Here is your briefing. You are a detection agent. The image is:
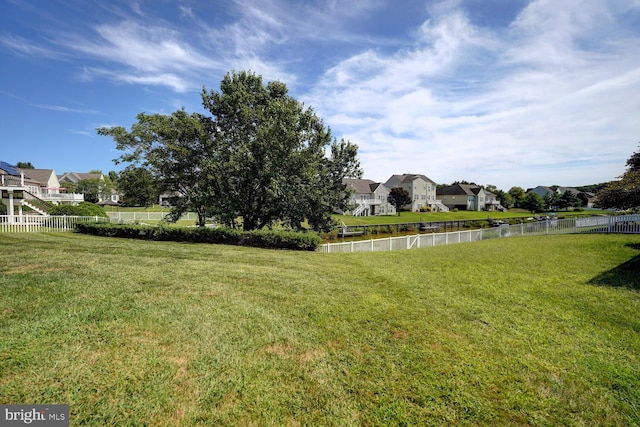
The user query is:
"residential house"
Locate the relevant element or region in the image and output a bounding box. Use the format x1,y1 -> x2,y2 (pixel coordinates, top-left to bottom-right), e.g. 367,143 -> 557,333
437,184 -> 505,211
484,189 -> 506,211
528,186 -> 556,199
59,172 -> 119,204
384,174 -> 448,212
20,168 -> 83,205
342,178 -> 396,216
1,161 -> 51,217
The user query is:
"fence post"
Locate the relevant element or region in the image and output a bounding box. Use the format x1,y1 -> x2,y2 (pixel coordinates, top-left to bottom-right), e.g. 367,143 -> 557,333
351,241 -> 354,253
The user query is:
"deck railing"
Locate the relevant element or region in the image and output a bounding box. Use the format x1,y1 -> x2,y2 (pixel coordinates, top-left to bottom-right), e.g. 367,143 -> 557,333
0,175 -> 24,187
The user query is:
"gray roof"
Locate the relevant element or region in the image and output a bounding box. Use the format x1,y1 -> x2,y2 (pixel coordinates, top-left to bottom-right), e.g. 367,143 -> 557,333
390,174 -> 436,184
343,178 -> 379,194
20,168 -> 55,185
437,184 -> 482,196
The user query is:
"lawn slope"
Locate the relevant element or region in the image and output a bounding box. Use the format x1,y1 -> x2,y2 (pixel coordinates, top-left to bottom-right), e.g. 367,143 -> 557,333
0,233 -> 639,426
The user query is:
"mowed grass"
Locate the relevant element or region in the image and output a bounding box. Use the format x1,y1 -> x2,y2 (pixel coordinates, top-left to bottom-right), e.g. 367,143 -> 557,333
1,233 -> 639,426
337,209 -> 609,226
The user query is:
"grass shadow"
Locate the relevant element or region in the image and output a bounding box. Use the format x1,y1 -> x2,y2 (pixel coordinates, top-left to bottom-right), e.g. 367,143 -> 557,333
589,244 -> 640,290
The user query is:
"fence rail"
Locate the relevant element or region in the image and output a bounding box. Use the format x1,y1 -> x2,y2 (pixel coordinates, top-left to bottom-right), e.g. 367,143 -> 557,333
0,215 -> 110,232
106,212 -> 199,221
318,214 -> 640,253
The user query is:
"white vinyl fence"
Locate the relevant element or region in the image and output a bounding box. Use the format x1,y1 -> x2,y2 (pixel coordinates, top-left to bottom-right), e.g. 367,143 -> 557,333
318,214 -> 640,253
0,215 -> 110,233
106,212 -> 199,221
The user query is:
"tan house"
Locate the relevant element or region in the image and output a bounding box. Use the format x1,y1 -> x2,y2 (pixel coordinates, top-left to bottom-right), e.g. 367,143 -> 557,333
384,174 -> 448,212
437,184 -> 505,211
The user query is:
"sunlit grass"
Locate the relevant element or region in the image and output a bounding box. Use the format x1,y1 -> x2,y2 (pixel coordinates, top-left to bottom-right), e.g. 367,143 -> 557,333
336,209 -> 609,226
0,232 -> 638,425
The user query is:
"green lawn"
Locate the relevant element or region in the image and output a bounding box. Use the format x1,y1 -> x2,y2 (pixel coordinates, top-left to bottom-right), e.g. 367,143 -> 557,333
1,232 -> 639,426
336,209 -> 609,226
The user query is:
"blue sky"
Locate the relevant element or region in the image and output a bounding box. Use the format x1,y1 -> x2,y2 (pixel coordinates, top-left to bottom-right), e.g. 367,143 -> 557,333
1,0 -> 639,190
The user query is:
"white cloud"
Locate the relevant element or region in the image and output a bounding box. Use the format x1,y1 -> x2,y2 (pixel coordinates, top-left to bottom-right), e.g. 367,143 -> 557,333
307,0 -> 640,189
0,34 -> 64,59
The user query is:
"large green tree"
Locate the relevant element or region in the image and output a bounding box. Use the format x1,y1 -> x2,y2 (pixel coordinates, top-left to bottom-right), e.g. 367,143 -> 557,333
387,187 -> 411,216
99,110 -> 217,226
596,145 -> 640,210
559,190 -> 581,211
543,191 -> 561,211
99,71 -> 361,231
76,178 -> 102,203
118,166 -> 158,207
508,186 -> 526,208
522,191 -> 545,213
203,71 -> 362,231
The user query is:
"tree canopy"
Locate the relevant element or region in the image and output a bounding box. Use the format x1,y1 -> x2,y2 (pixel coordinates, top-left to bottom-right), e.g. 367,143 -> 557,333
16,161 -> 34,169
98,70 -> 361,230
118,166 -> 158,207
522,191 -> 545,213
596,144 -> 640,210
387,187 -> 411,215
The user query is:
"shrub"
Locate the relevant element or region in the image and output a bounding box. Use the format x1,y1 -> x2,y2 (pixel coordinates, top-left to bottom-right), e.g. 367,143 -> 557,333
242,229 -> 321,251
75,222 -> 154,239
50,202 -> 108,217
75,222 -> 321,251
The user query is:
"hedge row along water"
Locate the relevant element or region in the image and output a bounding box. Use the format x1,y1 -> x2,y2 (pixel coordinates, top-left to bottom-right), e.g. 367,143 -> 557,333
75,222 -> 321,251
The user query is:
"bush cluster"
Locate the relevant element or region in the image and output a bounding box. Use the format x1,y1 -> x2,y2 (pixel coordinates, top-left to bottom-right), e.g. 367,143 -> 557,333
49,202 -> 108,217
75,222 -> 321,251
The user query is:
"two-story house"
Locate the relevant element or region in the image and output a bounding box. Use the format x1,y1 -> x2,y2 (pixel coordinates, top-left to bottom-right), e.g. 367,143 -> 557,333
437,184 -> 505,211
59,172 -> 119,204
342,178 -> 396,216
384,174 -> 448,212
20,168 -> 84,205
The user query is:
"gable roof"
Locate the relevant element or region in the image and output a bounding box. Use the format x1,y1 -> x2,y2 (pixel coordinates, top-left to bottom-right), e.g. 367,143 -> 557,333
343,178 -> 379,194
20,168 -> 55,185
389,174 -> 436,184
437,184 -> 483,196
59,172 -> 103,183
